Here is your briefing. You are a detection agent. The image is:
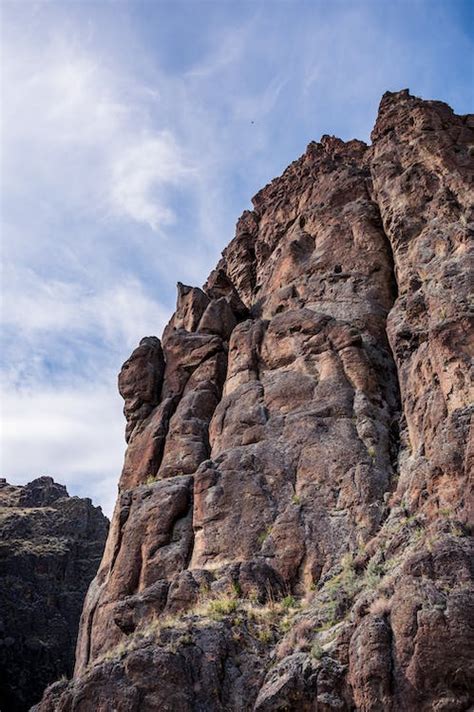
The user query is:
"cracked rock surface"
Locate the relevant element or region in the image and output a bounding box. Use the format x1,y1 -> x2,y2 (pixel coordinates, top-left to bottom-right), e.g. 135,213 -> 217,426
35,90 -> 473,712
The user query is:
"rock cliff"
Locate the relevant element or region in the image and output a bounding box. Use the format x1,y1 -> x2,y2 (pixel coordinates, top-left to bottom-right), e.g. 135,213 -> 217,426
0,476 -> 108,711
36,90 -> 473,711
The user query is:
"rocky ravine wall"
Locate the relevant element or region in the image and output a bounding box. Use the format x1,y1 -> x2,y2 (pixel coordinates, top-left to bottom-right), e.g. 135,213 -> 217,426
0,477 -> 108,711
36,91 -> 473,711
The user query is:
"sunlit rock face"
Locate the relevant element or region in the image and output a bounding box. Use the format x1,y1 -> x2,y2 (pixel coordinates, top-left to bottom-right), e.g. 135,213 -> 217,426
0,476 -> 108,712
35,91 -> 473,712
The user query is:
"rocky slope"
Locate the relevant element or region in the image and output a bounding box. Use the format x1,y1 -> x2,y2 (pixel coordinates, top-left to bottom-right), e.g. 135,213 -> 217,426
0,476 -> 108,711
36,90 -> 473,711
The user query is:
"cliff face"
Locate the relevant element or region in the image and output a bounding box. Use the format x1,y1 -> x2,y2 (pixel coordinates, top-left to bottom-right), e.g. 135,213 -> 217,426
36,91 -> 473,711
0,477 -> 109,711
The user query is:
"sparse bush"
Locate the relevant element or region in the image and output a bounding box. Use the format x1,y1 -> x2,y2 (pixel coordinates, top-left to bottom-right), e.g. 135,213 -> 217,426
276,637 -> 294,658
367,445 -> 376,460
176,633 -> 193,646
257,628 -> 273,643
231,581 -> 242,598
412,526 -> 424,542
281,595 -> 298,610
208,596 -> 238,620
99,640 -> 128,663
310,640 -> 324,660
314,554 -> 361,629
369,596 -> 392,616
365,559 -> 385,588
258,527 -> 272,545
279,616 -> 292,633
232,629 -> 242,643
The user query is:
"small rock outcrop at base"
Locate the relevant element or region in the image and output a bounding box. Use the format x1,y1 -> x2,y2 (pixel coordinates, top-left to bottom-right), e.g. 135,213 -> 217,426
35,91 -> 473,711
0,476 -> 108,711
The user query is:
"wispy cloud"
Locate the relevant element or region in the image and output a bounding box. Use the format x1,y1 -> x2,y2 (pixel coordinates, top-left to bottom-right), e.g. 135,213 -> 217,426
185,20 -> 254,79
109,132 -> 194,230
2,32 -> 195,231
2,269 -> 168,352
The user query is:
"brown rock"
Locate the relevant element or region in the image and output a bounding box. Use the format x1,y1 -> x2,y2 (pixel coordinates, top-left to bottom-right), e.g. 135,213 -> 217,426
36,90 -> 474,712
118,336 -> 165,442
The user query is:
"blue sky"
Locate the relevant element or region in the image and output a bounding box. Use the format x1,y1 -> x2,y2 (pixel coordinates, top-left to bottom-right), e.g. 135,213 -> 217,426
1,0 -> 472,515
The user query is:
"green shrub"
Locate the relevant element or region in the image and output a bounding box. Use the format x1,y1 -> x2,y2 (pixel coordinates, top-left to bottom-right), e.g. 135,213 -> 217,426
257,628 -> 273,643
279,616 -> 292,633
208,597 -> 238,620
258,526 -> 272,545
310,640 -> 324,660
365,559 -> 385,588
281,595 -> 297,610
231,581 -> 242,598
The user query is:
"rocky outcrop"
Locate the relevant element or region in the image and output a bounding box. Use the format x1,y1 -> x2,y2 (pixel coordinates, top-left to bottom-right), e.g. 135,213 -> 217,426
35,91 -> 473,711
0,476 -> 108,711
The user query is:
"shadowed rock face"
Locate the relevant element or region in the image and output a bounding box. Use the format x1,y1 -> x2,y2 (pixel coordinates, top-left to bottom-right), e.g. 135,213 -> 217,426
35,91 -> 473,712
0,477 -> 109,711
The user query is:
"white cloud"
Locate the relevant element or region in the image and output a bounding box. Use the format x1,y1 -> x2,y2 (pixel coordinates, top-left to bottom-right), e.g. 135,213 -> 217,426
109,132 -> 193,230
2,267 -> 168,351
1,30 -> 194,232
0,379 -> 124,517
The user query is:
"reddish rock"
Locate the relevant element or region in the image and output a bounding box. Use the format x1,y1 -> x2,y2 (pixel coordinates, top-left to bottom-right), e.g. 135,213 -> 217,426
35,91 -> 473,711
118,336 -> 165,442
